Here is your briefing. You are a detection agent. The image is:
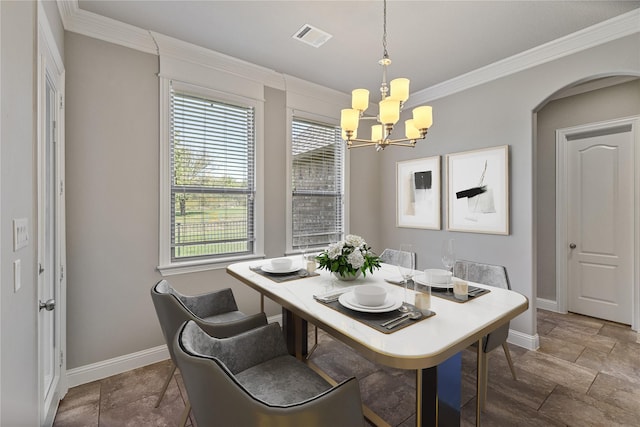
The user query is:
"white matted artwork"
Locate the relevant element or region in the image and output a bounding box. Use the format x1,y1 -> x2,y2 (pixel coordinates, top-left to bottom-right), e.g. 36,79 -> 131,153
396,156 -> 441,229
446,145 -> 509,234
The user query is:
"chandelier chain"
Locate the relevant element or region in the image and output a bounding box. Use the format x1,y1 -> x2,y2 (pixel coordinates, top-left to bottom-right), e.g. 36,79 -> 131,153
382,0 -> 388,59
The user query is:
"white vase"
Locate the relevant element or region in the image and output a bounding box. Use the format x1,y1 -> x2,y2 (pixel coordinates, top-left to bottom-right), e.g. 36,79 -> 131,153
333,270 -> 362,281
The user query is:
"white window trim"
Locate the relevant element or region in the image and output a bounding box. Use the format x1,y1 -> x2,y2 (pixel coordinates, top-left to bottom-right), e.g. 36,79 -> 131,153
158,78 -> 265,275
285,108 -> 350,255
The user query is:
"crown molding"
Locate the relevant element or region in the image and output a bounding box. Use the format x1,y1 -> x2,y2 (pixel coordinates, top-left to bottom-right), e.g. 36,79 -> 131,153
57,0 -> 157,54
58,1 -> 638,101
407,8 -> 640,106
151,32 -> 285,90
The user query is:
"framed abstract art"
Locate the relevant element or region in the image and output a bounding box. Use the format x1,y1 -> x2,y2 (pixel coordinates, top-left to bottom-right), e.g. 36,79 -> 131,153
396,156 -> 441,229
446,145 -> 509,235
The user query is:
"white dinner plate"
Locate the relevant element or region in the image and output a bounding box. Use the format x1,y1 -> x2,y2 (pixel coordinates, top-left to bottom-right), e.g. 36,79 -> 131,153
339,292 -> 402,313
261,265 -> 301,274
414,274 -> 453,289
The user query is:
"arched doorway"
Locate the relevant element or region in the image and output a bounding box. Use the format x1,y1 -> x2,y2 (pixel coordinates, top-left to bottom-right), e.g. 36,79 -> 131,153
534,75 -> 640,330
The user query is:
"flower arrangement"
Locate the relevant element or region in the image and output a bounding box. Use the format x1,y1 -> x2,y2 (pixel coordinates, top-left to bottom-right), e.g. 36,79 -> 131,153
316,234 -> 381,278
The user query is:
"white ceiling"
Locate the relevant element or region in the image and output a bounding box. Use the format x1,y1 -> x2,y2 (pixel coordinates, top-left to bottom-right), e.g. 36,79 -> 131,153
77,1 -> 640,96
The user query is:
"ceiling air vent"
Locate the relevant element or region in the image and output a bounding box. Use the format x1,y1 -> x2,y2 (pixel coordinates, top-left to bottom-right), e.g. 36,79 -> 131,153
292,24 -> 332,48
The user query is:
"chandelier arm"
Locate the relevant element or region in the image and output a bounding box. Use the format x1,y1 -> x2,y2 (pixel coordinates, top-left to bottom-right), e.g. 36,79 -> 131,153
346,140 -> 381,149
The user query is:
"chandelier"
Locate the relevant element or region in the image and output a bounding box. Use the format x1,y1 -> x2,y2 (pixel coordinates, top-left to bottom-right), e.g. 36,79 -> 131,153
340,0 -> 433,151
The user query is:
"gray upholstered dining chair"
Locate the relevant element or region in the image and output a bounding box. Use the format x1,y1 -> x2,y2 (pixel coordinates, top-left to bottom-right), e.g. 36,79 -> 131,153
150,280 -> 267,426
379,248 -> 417,266
174,320 -> 365,426
453,260 -> 517,410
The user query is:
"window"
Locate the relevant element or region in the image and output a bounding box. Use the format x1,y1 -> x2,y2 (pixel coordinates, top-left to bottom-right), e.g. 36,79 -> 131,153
169,85 -> 255,262
291,118 -> 344,250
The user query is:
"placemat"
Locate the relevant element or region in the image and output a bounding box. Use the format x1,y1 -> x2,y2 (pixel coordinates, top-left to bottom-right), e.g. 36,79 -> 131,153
250,266 -> 319,283
427,284 -> 490,303
316,298 -> 435,334
385,279 -> 491,304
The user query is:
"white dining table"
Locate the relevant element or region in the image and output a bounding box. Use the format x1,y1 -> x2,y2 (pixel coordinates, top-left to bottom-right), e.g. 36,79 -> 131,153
227,258 -> 528,427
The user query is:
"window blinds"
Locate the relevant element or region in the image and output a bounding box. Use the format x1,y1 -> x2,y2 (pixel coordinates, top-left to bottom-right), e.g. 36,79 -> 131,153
170,87 -> 255,260
291,118 -> 344,249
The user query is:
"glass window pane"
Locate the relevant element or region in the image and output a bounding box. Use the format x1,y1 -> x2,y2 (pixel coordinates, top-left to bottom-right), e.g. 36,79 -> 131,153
170,88 -> 255,261
292,118 -> 344,249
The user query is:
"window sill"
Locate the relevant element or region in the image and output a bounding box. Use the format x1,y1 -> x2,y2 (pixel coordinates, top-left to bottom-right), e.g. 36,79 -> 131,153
157,253 -> 266,276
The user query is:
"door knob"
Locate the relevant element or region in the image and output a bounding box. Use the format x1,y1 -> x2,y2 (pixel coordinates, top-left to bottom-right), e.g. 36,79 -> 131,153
569,243 -> 577,249
39,299 -> 55,311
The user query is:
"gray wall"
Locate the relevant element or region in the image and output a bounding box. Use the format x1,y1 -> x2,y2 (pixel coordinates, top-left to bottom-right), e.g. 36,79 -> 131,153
378,35 -> 640,336
1,1 -> 38,424
63,30 -> 639,368
64,33 -> 288,368
536,79 -> 640,301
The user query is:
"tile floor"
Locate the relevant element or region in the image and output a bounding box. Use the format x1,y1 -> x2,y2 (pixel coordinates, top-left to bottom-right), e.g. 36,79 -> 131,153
53,309 -> 640,426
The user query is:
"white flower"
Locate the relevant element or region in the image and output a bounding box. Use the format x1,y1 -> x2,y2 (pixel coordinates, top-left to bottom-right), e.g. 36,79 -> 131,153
347,249 -> 365,269
345,234 -> 365,248
327,242 -> 344,259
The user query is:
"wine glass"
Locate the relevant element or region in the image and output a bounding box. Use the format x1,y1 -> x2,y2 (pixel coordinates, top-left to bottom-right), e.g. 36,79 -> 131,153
441,239 -> 455,290
298,236 -> 309,269
397,244 -> 415,312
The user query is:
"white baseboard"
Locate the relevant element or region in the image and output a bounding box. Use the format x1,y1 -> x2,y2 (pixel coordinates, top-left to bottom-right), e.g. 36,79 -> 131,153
508,329 -> 539,351
536,298 -> 559,312
267,313 -> 283,325
67,314 -> 283,389
66,345 -> 169,388
66,314 -> 535,389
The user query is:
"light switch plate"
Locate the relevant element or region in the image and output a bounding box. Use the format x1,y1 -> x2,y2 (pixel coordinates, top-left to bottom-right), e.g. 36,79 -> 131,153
13,218 -> 28,251
14,259 -> 21,292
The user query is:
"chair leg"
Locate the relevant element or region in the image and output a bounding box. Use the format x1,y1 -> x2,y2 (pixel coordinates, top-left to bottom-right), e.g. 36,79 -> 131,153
179,401 -> 191,427
502,342 -> 517,380
478,348 -> 489,412
155,363 -> 177,408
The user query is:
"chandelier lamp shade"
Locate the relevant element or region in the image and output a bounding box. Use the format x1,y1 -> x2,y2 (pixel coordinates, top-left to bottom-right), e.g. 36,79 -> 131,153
340,0 -> 433,150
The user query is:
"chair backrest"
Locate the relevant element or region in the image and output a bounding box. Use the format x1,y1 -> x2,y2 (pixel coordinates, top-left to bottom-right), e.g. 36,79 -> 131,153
379,248 -> 417,266
151,280 -> 201,363
174,320 -> 364,426
454,260 -> 510,352
453,260 -> 510,290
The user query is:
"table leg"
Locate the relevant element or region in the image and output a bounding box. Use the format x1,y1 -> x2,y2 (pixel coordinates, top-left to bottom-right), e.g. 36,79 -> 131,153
417,352 -> 462,427
281,308 -> 308,359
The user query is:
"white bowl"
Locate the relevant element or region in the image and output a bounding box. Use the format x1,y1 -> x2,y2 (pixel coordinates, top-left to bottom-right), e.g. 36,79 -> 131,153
353,285 -> 387,307
424,269 -> 452,284
270,258 -> 293,271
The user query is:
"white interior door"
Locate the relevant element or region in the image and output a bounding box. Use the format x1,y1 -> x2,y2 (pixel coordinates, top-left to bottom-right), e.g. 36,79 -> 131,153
38,8 -> 66,425
566,123 -> 634,324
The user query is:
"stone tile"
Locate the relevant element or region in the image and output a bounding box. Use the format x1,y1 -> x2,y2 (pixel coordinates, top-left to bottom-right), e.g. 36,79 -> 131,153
307,339 -> 378,382
98,384 -> 188,427
599,323 -> 640,344
359,370 -> 415,427
485,349 -> 558,411
599,341 -> 640,384
540,385 -> 639,427
575,347 -> 609,372
56,380 -> 101,413
548,323 -> 617,354
538,335 -> 585,362
53,381 -> 100,427
461,389 -> 564,427
588,372 -> 640,417
537,318 -> 557,336
517,350 -> 597,393
52,310 -> 640,427
100,360 -> 173,410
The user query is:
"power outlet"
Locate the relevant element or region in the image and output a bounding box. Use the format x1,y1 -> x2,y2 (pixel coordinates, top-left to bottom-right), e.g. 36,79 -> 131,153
13,218 -> 29,251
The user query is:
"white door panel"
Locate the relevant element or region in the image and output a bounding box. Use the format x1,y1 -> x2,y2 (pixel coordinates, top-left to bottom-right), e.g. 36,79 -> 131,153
567,128 -> 633,324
